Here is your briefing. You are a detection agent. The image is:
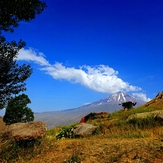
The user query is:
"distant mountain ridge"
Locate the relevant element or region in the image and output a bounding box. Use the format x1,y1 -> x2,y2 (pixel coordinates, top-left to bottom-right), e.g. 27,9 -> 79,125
34,91 -> 146,128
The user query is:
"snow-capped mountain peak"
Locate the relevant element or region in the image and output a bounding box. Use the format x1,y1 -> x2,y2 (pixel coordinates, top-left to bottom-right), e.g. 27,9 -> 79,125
107,91 -> 127,102
84,91 -> 145,108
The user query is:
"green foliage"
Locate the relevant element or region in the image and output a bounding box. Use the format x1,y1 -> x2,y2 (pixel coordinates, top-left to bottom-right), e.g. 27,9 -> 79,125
0,0 -> 47,33
0,0 -> 46,109
3,94 -> 34,125
119,101 -> 137,110
0,36 -> 32,109
46,128 -> 58,136
56,124 -> 78,140
84,112 -> 96,122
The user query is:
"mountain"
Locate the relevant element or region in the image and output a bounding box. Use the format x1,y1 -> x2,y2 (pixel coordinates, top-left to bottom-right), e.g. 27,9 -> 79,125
82,91 -> 144,107
34,91 -> 145,128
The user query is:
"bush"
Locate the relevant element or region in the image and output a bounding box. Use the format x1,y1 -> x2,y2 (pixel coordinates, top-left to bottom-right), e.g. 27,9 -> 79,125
3,94 -> 34,125
56,123 -> 77,140
84,112 -> 96,122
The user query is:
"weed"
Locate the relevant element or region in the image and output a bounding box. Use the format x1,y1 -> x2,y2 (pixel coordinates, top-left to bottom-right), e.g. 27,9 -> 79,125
56,123 -> 78,139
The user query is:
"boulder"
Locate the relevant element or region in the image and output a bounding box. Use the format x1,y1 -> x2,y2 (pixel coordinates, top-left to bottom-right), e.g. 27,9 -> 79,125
155,114 -> 163,122
80,112 -> 109,123
127,110 -> 163,121
0,121 -> 47,143
0,116 -> 5,131
156,92 -> 163,99
73,123 -> 98,137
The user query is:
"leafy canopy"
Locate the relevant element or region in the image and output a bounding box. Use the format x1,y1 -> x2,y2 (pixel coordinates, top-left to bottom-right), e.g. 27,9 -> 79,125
0,0 -> 47,33
0,37 -> 32,109
120,101 -> 137,110
3,94 -> 34,125
0,0 -> 46,109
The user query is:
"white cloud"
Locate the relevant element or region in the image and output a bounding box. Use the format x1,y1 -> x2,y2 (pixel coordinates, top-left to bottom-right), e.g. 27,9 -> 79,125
18,48 -> 145,95
18,48 -> 50,66
132,93 -> 151,102
40,63 -> 142,94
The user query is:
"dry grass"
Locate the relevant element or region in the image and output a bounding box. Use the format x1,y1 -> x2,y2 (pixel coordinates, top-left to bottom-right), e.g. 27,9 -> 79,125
1,106 -> 163,163
1,125 -> 163,163
11,135 -> 163,163
0,116 -> 5,131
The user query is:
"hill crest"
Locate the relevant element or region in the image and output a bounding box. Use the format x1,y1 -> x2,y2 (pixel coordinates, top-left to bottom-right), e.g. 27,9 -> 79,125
143,91 -> 163,108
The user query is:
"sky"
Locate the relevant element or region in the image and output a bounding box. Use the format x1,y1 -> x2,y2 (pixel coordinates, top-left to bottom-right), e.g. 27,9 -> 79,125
1,0 -> 163,114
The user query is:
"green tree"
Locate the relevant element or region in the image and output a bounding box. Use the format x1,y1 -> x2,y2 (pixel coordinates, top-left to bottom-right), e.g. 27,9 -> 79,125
0,0 -> 47,33
3,94 -> 34,125
119,101 -> 137,110
0,0 -> 46,109
0,37 -> 32,109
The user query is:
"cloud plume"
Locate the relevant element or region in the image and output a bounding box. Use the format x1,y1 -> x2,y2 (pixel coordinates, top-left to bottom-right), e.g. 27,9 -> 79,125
132,93 -> 151,102
18,48 -> 147,98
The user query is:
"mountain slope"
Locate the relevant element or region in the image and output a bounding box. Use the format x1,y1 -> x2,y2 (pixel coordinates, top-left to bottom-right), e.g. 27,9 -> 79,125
34,91 -> 146,128
142,91 -> 163,108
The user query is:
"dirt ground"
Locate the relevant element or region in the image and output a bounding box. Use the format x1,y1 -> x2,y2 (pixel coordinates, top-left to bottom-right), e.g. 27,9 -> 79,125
12,137 -> 163,163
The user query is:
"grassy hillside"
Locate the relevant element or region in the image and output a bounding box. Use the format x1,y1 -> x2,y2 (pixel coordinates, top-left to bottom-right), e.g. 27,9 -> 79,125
1,102 -> 163,163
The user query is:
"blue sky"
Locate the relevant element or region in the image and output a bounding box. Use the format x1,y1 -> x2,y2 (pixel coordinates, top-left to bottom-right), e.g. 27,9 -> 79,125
1,0 -> 163,114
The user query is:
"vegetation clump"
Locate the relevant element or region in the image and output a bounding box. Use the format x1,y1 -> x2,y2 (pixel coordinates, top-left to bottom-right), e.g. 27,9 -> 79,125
3,94 -> 34,125
0,0 -> 47,109
56,123 -> 77,140
119,101 -> 137,110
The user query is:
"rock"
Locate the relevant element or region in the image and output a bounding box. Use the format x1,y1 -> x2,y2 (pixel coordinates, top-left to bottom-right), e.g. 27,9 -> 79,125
127,110 -> 163,121
80,112 -> 109,123
155,114 -> 163,121
156,92 -> 163,99
0,121 -> 47,143
0,116 -> 5,131
73,123 -> 98,137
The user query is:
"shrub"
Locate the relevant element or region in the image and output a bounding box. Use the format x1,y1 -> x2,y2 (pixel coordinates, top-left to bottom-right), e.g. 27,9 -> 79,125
3,94 -> 34,125
84,112 -> 96,122
56,123 -> 77,140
